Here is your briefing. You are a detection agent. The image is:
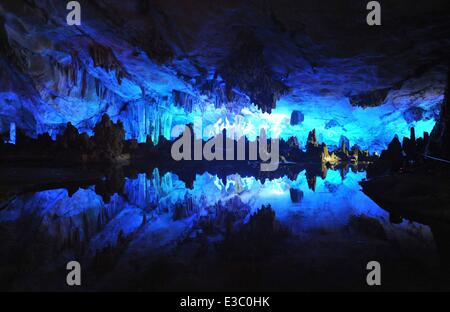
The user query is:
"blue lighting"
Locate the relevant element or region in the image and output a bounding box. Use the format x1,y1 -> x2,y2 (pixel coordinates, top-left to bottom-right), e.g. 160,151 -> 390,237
1,168 -> 432,251
163,94 -> 440,152
9,122 -> 16,144
0,46 -> 442,151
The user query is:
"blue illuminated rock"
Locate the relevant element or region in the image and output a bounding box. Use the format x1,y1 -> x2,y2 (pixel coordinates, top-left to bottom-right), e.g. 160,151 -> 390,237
403,107 -> 426,124
325,119 -> 340,129
289,188 -> 303,203
290,110 -> 304,126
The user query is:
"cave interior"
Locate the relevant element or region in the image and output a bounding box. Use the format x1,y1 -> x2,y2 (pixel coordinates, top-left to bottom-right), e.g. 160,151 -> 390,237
0,0 -> 450,291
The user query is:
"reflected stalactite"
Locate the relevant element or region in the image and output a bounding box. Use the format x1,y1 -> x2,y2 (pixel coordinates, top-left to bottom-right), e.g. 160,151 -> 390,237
306,174 -> 317,191
173,194 -> 196,220
289,188 -> 303,203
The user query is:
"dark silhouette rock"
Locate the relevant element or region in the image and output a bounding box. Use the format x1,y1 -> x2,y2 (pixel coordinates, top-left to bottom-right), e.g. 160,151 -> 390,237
403,106 -> 426,123
401,127 -> 417,161
93,114 -> 125,162
339,135 -> 350,155
348,214 -> 387,241
349,87 -> 390,108
367,135 -> 403,177
287,136 -> 300,149
306,129 -> 318,150
218,33 -> 289,113
89,43 -> 126,84
289,188 -> 304,203
56,122 -> 79,150
290,110 -> 304,126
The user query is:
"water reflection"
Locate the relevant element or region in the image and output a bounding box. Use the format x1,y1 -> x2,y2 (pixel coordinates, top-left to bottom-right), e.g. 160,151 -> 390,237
0,167 -> 446,291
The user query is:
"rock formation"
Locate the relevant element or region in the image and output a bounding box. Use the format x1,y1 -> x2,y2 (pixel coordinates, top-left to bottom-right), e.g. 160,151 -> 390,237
290,110 -> 304,126
428,68 -> 450,159
93,114 -> 126,161
367,135 -> 403,177
1,1 -> 448,150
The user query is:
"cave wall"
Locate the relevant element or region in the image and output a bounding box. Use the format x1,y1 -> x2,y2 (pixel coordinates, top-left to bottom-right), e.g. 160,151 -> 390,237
1,0 -> 449,150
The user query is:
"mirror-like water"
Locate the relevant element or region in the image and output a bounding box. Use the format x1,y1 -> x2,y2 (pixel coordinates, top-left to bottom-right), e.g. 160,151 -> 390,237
0,169 -> 446,291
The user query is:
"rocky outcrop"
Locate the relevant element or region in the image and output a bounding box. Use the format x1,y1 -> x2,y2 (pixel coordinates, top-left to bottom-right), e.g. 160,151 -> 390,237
428,69 -> 450,158
218,205 -> 290,261
306,129 -> 318,150
290,110 -> 304,126
173,194 -> 197,220
89,44 -> 127,85
367,68 -> 450,177
403,107 -> 427,123
0,114 -> 127,164
0,0 -> 449,151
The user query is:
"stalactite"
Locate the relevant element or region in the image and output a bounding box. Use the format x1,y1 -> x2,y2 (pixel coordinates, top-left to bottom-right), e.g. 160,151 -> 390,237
172,90 -> 199,113
88,43 -> 127,85
199,79 -> 252,113
123,173 -> 160,209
